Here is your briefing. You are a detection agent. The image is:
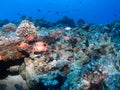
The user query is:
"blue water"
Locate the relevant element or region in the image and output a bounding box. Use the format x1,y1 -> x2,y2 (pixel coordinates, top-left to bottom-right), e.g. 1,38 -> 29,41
0,0 -> 120,24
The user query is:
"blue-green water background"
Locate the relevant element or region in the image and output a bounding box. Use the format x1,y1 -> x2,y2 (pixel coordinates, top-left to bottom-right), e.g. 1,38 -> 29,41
0,0 -> 120,24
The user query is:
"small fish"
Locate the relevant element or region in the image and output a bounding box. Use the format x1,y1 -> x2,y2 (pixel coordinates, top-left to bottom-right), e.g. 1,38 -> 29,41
74,9 -> 79,12
65,27 -> 72,30
56,11 -> 59,14
48,10 -> 51,13
37,9 -> 41,12
17,13 -> 21,15
113,14 -> 117,17
34,54 -> 41,58
74,9 -> 77,12
79,1 -> 82,4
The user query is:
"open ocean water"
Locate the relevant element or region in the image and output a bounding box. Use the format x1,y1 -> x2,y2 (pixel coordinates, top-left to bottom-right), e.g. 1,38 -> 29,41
0,0 -> 120,24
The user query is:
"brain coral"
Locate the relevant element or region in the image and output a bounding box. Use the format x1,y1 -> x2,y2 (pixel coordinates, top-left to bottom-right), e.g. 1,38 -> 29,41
16,20 -> 37,40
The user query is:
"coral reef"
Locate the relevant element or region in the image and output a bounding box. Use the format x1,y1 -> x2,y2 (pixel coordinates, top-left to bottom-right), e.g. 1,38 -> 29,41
0,75 -> 28,90
34,18 -> 53,28
102,72 -> 120,90
54,16 -> 76,27
0,40 -> 25,61
2,23 -> 17,32
16,20 -> 37,41
0,18 -> 120,90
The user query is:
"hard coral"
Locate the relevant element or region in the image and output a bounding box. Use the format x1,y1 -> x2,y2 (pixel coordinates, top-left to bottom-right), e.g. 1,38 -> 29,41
50,30 -> 62,38
33,41 -> 49,53
27,34 -> 36,42
2,23 -> 17,32
0,42 -> 25,61
16,20 -> 37,41
64,36 -> 72,41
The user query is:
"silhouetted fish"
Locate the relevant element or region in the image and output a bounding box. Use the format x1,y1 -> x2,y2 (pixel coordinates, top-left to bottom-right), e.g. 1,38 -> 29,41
37,9 -> 41,12
21,15 -> 26,20
74,9 -> 77,12
113,14 -> 117,17
17,13 -> 21,15
79,1 -> 82,4
48,10 -> 51,13
56,11 -> 59,14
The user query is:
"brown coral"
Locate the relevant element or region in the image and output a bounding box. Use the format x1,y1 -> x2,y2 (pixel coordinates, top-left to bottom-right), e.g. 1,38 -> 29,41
0,42 -> 26,61
16,20 -> 37,41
